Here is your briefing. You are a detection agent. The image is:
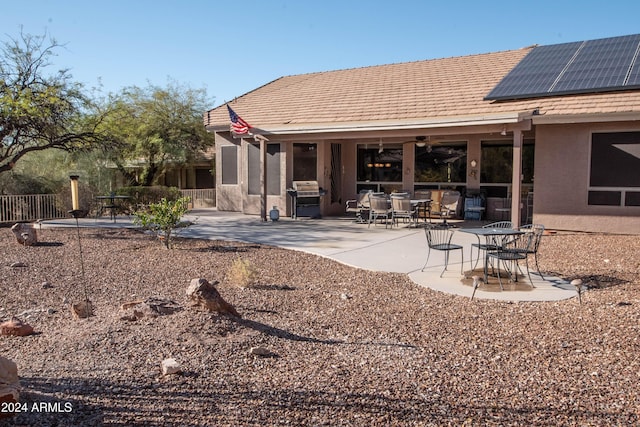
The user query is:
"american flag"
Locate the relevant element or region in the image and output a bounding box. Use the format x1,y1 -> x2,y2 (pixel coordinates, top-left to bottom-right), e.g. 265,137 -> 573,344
226,104 -> 251,134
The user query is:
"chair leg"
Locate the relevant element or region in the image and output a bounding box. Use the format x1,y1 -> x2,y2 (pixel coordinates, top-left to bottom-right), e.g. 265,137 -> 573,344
440,251 -> 449,278
421,247 -> 432,272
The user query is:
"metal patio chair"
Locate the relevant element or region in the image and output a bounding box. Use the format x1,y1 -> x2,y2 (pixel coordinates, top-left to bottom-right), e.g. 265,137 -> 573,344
517,223 -> 546,279
390,192 -> 416,228
345,189 -> 372,223
469,221 -> 514,271
368,193 -> 392,228
431,190 -> 460,223
485,231 -> 535,289
422,224 -> 464,278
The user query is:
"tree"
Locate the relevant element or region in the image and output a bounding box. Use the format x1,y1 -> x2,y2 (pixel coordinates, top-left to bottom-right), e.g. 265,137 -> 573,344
0,31 -> 106,174
101,81 -> 215,186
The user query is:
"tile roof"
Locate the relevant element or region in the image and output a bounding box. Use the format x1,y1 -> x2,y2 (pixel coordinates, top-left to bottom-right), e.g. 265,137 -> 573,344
204,47 -> 640,131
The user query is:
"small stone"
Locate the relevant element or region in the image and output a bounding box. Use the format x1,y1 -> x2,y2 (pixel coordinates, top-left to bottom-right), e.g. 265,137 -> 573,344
340,293 -> 351,300
0,317 -> 34,337
161,358 -> 182,375
41,281 -> 54,289
71,300 -> 94,319
10,262 -> 27,268
250,346 -> 271,357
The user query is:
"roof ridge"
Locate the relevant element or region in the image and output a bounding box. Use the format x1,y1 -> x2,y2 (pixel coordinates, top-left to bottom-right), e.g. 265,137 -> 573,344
277,47 -> 534,79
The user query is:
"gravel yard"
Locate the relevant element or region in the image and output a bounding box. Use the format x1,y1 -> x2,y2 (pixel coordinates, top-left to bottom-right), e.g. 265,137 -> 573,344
1,226 -> 639,426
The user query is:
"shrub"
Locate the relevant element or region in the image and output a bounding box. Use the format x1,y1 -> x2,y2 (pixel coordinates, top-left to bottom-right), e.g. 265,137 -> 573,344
133,196 -> 191,249
117,186 -> 182,212
226,258 -> 258,289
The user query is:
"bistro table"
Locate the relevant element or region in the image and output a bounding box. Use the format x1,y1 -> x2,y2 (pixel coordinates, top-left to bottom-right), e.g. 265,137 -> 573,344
410,199 -> 432,226
458,227 -> 524,283
95,194 -> 130,222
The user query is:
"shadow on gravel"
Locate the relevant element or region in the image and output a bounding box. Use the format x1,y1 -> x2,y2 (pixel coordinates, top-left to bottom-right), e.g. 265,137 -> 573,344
546,272 -> 631,289
13,374 -> 637,426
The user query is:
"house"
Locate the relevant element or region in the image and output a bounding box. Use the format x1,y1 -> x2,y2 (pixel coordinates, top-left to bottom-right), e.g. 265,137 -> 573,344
204,34 -> 640,234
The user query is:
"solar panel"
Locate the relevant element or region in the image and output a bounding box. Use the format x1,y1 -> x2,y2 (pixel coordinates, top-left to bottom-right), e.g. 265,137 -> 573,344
485,34 -> 640,101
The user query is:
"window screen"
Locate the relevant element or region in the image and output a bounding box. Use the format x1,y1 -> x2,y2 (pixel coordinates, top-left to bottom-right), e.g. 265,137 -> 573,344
221,146 -> 238,185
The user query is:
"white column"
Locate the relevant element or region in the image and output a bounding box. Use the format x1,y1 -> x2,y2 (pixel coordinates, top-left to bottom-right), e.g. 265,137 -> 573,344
511,129 -> 523,226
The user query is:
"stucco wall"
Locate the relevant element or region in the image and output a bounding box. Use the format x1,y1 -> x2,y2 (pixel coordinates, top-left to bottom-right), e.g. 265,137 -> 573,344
534,122 -> 640,234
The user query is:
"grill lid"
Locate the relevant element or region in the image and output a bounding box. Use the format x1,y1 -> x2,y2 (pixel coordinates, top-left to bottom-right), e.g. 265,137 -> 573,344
291,181 -> 321,197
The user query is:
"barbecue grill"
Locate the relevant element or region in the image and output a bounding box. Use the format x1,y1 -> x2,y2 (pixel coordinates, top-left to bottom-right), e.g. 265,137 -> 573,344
286,181 -> 327,219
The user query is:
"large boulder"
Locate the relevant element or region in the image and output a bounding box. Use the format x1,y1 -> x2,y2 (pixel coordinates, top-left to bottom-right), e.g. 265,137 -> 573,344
186,278 -> 240,317
0,356 -> 19,419
11,223 -> 37,246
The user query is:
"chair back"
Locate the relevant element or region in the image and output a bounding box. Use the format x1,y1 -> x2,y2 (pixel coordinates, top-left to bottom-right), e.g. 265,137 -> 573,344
369,194 -> 389,212
390,193 -> 411,212
414,190 -> 431,200
357,190 -> 372,208
441,191 -> 460,214
520,224 -> 545,252
424,225 -> 455,248
484,221 -> 513,229
508,231 -> 534,252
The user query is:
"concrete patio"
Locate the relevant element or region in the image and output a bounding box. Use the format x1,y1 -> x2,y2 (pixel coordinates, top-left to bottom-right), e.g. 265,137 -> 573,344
42,208 -> 577,302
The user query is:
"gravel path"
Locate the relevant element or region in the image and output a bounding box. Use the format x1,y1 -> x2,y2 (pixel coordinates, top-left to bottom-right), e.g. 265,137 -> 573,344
1,227 -> 639,426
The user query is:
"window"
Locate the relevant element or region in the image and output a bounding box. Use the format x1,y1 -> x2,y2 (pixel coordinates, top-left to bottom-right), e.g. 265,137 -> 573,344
415,142 -> 467,184
480,140 -> 534,197
293,143 -> 317,181
356,145 -> 403,192
589,131 -> 640,206
221,146 -> 238,185
247,143 -> 281,195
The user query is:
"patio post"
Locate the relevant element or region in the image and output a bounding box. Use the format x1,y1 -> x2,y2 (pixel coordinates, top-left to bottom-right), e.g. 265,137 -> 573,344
510,129 -> 523,226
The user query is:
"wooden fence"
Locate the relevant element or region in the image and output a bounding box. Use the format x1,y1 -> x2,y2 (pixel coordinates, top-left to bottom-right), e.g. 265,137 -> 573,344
0,194 -> 67,223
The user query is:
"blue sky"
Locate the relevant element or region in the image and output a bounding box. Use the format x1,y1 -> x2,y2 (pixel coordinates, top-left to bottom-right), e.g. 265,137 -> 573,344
2,0 -> 639,108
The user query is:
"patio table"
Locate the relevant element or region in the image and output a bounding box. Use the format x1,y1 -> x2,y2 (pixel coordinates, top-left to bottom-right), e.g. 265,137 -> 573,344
411,199 -> 432,226
95,195 -> 130,223
458,227 -> 524,282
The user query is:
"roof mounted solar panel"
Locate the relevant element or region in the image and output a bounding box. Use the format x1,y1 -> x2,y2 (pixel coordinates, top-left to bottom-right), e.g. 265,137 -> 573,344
485,34 -> 640,101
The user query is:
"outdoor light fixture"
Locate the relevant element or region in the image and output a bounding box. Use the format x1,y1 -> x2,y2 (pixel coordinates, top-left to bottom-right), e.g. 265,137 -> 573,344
501,125 -> 507,136
469,159 -> 478,179
69,175 -> 80,211
416,136 -> 427,147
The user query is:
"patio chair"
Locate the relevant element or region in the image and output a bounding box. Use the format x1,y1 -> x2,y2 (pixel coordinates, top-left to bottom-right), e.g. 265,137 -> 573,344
345,189 -> 372,223
517,223 -> 545,279
390,193 -> 416,228
464,195 -> 485,220
431,190 -> 460,223
368,193 -> 392,228
469,221 -> 514,271
485,231 -> 535,289
421,224 -> 464,278
495,194 -> 511,221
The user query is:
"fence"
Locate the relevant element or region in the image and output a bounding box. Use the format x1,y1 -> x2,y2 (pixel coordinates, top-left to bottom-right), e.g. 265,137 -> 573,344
0,194 -> 67,223
179,188 -> 216,208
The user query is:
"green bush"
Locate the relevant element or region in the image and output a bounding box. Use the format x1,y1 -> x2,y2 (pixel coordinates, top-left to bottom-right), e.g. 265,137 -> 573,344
133,196 -> 191,249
